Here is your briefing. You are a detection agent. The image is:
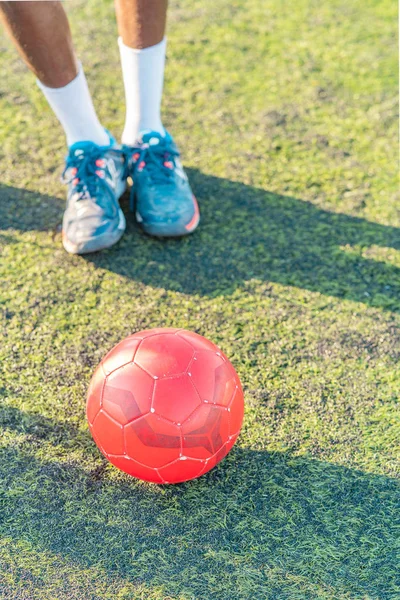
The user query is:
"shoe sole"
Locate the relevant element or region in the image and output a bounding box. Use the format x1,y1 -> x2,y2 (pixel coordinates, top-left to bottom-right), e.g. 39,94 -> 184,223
63,180 -> 126,255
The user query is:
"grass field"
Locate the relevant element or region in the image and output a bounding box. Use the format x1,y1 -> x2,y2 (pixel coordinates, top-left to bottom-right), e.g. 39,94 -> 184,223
0,0 -> 399,598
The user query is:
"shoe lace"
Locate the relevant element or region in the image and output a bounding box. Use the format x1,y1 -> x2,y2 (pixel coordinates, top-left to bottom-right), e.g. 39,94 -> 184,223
129,141 -> 180,186
62,145 -> 125,200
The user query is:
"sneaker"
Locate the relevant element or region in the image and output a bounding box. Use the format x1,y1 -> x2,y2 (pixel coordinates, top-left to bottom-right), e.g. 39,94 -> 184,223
127,131 -> 200,237
62,135 -> 127,254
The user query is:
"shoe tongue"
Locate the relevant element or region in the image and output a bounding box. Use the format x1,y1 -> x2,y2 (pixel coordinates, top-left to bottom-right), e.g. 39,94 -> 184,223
139,131 -> 164,146
69,140 -> 97,156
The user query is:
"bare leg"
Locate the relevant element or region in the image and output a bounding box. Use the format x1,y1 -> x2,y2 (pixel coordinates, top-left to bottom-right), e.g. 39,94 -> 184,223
0,0 -> 108,146
114,0 -> 168,49
1,2 -> 108,146
0,1 -> 78,88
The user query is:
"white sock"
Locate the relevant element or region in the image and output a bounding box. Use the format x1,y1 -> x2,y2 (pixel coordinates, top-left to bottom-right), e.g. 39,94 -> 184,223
37,65 -> 110,147
118,37 -> 166,145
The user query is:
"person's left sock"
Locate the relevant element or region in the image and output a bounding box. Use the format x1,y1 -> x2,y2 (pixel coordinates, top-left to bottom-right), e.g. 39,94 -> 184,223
119,37 -> 166,146
37,64 -> 110,147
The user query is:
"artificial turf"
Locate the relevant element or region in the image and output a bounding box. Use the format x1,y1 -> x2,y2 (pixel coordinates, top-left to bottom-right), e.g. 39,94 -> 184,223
0,0 -> 399,598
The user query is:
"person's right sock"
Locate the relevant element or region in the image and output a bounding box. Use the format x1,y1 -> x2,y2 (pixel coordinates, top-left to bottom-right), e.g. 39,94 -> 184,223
37,65 -> 110,147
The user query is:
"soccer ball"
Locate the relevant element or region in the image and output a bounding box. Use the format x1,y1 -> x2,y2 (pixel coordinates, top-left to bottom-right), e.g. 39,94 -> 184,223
87,328 -> 244,484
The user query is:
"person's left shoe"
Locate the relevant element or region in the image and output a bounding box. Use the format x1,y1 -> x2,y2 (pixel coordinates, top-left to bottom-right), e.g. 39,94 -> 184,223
126,131 -> 200,237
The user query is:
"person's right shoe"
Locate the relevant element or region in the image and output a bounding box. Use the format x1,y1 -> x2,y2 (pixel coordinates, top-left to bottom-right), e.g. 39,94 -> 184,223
62,135 -> 127,255
126,131 -> 200,237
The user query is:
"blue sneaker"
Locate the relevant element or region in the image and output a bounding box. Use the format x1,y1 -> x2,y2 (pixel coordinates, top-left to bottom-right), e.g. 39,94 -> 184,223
62,135 -> 127,254
126,131 -> 200,237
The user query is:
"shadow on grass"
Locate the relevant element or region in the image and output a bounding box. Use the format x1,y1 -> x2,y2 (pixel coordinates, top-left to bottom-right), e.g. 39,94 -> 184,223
1,406 -> 398,599
1,174 -> 399,311
0,185 -> 63,234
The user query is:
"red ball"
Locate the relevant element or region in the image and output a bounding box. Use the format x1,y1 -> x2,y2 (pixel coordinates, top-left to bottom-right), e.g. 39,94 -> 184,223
87,328 -> 244,484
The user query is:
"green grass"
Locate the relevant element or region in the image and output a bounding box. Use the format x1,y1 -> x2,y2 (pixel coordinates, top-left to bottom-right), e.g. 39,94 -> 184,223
0,0 -> 399,598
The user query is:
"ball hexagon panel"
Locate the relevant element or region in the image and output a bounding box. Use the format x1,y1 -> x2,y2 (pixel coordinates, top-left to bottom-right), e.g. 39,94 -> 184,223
225,433 -> 239,455
124,413 -> 182,468
134,327 -> 181,338
134,333 -> 194,378
158,457 -> 206,484
102,363 -> 154,425
153,374 -> 201,424
213,443 -> 230,465
228,387 -> 244,436
106,454 -> 164,483
86,364 -> 105,425
201,442 -> 231,476
190,351 -> 237,406
176,330 -> 217,352
91,410 -> 124,455
181,404 -> 229,459
101,336 -> 141,375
